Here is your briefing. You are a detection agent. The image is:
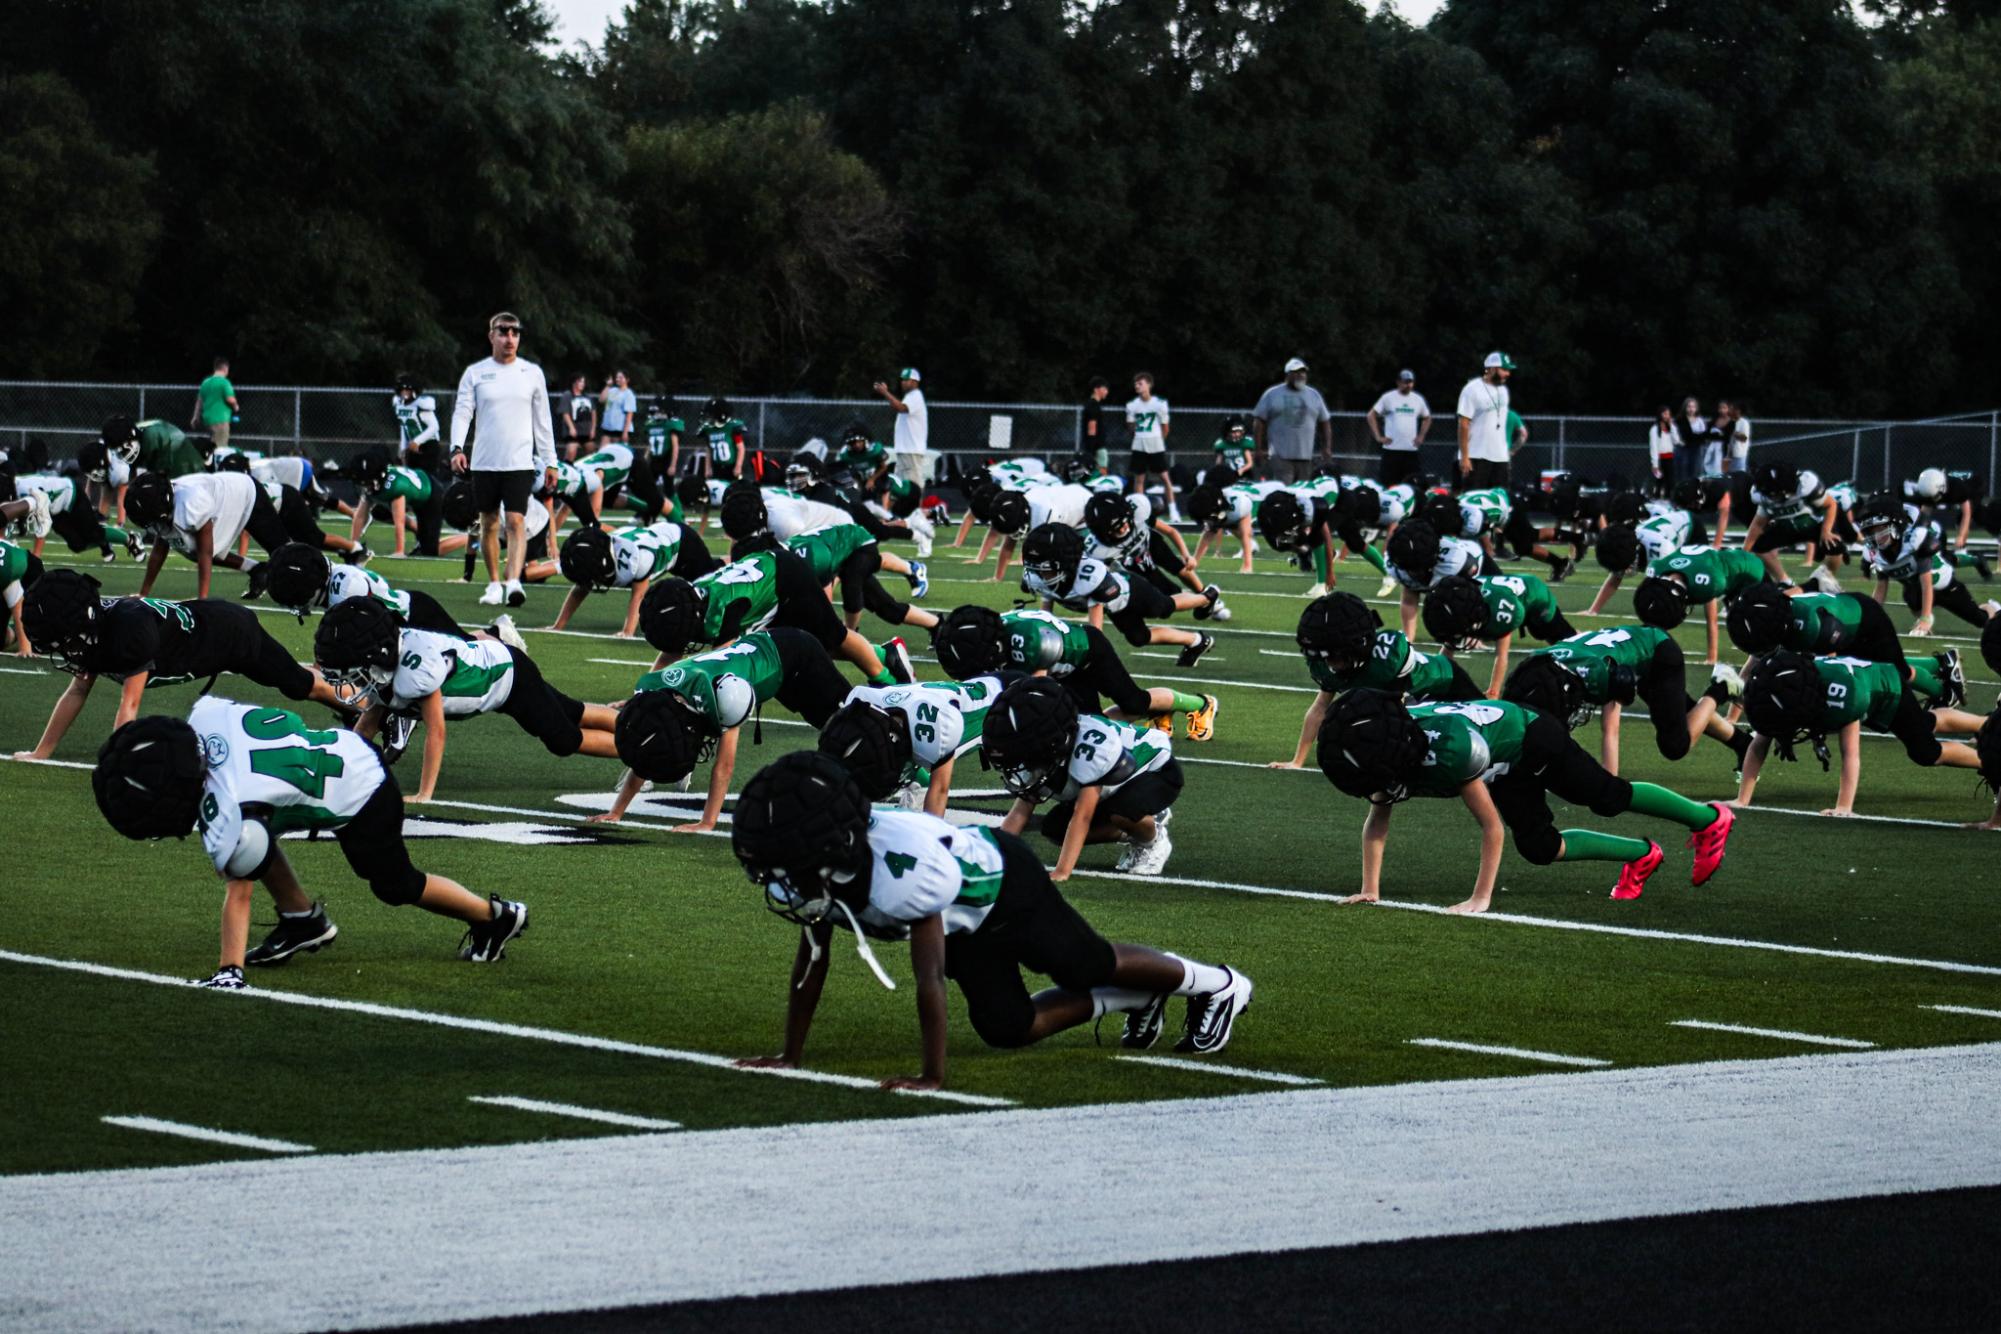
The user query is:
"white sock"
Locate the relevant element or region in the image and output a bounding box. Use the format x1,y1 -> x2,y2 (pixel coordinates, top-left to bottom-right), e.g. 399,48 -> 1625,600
279,905 -> 317,919
1168,954 -> 1231,997
1089,986 -> 1157,1019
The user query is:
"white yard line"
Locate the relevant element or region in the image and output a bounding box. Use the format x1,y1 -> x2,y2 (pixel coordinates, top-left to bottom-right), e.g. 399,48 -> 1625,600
1406,1039 -> 1612,1069
1116,1054 -> 1322,1086
100,1116 -> 313,1155
1669,1020 -> 1875,1049
1926,1004 -> 2001,1020
0,949 -> 1010,1108
467,1096 -> 681,1132
0,666 -> 49,675
12,1043 -> 2001,1332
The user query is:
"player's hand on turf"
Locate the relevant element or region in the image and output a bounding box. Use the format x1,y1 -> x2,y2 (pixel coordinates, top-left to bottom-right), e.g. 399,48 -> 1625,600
1338,892 -> 1379,906
612,630 -> 635,639
881,1076 -> 942,1092
1820,808 -> 1855,818
1267,759 -> 1304,769
1911,617 -> 1934,636
1446,898 -> 1487,914
408,792 -> 433,805
584,812 -> 621,824
11,750 -> 46,762
196,965 -> 246,990
734,1055 -> 797,1069
671,820 -> 716,834
1049,868 -> 1070,883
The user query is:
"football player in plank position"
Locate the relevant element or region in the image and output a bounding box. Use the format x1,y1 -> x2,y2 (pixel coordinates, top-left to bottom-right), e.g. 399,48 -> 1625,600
1500,628 -> 1751,776
1732,649 -> 1983,818
345,448 -> 445,558
127,470 -> 291,601
721,486 -> 932,630
594,628 -> 853,829
1018,523 -> 1218,669
443,482 -> 557,585
0,537 -> 42,655
1255,484 -> 1386,598
1269,592 -> 1483,770
985,479 -> 1094,582
265,542 -> 477,639
579,439 -> 668,525
1723,581 -> 1912,682
1083,490 -> 1221,617
1420,573 -> 1577,699
1416,488 -> 1573,581
1185,478 -> 1283,574
731,752 -> 1253,1091
313,599 -> 620,803
92,700 -> 527,990
636,547 -> 914,687
1741,461 -> 1843,593
1,469 -> 132,563
818,676 -> 1000,816
14,570 -> 349,761
1382,520 -> 1494,640
986,677 -> 1184,879
932,604 -> 1217,741
97,415 -> 209,479
550,520 -> 719,639
1631,542 -> 1774,663
1855,492 -> 1997,637
1584,502 -> 1701,614
1904,467 -> 1991,568
1672,474 -> 1739,550
1319,689 -> 1737,911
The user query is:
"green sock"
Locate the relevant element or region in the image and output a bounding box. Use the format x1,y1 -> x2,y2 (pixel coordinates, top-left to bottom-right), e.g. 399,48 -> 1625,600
869,669 -> 893,686
1907,656 -> 1944,701
1170,691 -> 1205,713
1557,828 -> 1654,862
1360,543 -> 1386,574
1312,547 -> 1330,582
1628,781 -> 1717,830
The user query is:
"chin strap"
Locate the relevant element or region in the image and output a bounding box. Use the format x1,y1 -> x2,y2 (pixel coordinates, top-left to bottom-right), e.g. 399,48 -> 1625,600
795,897 -> 898,992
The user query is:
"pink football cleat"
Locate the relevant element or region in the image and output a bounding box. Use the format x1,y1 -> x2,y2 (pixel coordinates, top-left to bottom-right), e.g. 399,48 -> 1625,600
1610,840 -> 1665,901
1687,801 -> 1735,886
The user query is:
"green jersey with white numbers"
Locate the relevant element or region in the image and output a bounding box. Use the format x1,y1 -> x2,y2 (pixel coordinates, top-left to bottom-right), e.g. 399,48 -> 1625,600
696,552 -> 781,642
1645,545 -> 1768,605
136,419 -> 207,476
1405,699 -> 1534,797
702,419 -> 747,468
1311,629 -> 1460,700
1813,656 -> 1914,732
1000,608 -> 1093,677
644,413 -> 684,453
785,522 -> 876,584
1212,436 -> 1253,472
835,441 -> 889,488
1474,573 -> 1558,636
634,633 -> 787,726
1461,487 -> 1514,527
1536,625 -> 1672,703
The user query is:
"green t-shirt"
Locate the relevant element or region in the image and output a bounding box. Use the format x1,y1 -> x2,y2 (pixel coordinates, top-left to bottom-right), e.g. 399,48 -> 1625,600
0,539 -> 29,591
1000,608 -> 1093,677
1405,699 -> 1534,798
786,522 -> 876,584
703,419 -> 747,467
1310,630 -> 1459,700
634,633 -> 787,726
197,375 -> 235,427
643,415 -> 684,453
696,552 -> 781,642
1645,545 -> 1767,605
1536,625 -> 1672,704
1474,573 -> 1557,636
1505,410 -> 1525,451
1212,437 -> 1254,472
136,419 -> 206,476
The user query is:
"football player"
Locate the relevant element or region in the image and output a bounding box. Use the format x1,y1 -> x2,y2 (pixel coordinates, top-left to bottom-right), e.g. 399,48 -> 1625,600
14,570 -> 347,761
1741,461 -> 1841,591
1082,490 -> 1218,614
1855,492 -> 1996,636
1723,581 -> 1911,679
550,520 -> 719,639
1,468 -> 132,563
986,678 -> 1184,879
985,478 -> 1093,582
1185,478 -> 1283,574
128,470 -> 285,600
1416,487 -> 1572,580
313,598 -> 620,802
818,677 -> 1000,816
1319,689 -> 1736,911
831,422 -> 892,496
1904,467 -> 1989,565
578,438 -> 667,525
1382,520 -> 1494,640
444,482 -> 557,585
731,752 -> 1252,1090
1972,703 -> 2001,831
932,604 -> 1217,741
391,373 -> 443,470
97,415 -> 208,478
92,700 -> 527,989
594,627 -> 852,828
1672,474 -> 1739,549
1631,543 -> 1774,663
1733,649 -> 1984,817
721,486 -> 932,630
1255,484 -> 1386,597
0,537 -> 42,656
1584,501 -> 1700,615
346,446 -> 446,557
1501,629 -> 1750,775
1270,592 -> 1483,770
1211,414 -> 1256,478
1421,573 -> 1577,699
1018,523 -> 1218,667
265,542 -> 475,639
693,397 -> 749,489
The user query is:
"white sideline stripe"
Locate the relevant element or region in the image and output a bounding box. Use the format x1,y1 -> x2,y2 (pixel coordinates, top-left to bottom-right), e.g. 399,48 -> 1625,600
13,1043 -> 2001,1333
1117,1054 -> 1322,1086
101,1116 -> 313,1155
1407,1039 -> 1612,1069
1929,1004 -> 2001,1020
0,949 -> 1011,1108
467,1096 -> 681,1132
0,666 -> 47,675
1670,1020 -> 1875,1049
1,756 -> 93,770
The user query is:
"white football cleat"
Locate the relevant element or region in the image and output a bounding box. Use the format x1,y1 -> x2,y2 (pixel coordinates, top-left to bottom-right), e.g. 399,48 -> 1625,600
1127,807 -> 1174,876
24,491 -> 52,539
1709,661 -> 1745,701
1375,576 -> 1397,599
488,614 -> 526,651
1304,582 -> 1328,598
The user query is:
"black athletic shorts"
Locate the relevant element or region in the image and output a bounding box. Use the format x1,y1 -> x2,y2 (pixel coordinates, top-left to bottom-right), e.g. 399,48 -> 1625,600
189,600 -> 316,700
1751,518 -> 1818,554
404,590 -> 471,639
770,626 -> 851,727
671,527 -> 720,580
1146,529 -> 1187,575
1879,683 -> 1946,767
1129,451 -> 1170,478
945,829 -> 1118,1049
336,769 -> 427,906
1058,625 -> 1154,719
473,469 -> 535,516
1107,574 -> 1176,647
242,485 -> 292,556
1636,635 -> 1694,761
1040,758 -> 1184,844
1433,657 -> 1486,703
496,645 -> 588,756
1810,594 -> 1906,674
767,546 -> 848,653
1902,576 -> 1990,630
1488,712 -> 1632,865
1460,460 -> 1509,492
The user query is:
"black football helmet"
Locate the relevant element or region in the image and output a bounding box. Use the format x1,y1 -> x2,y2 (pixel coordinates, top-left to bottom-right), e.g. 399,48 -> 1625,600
124,472 -> 174,529
1061,455 -> 1094,485
639,577 -> 707,656
266,543 -> 333,612
1257,489 -> 1311,551
1295,592 -> 1378,670
313,597 -> 402,696
719,482 -> 770,542
1724,582 -> 1794,656
1753,460 -> 1800,502
22,568 -> 104,670
441,480 -> 479,531
988,490 -> 1032,536
93,716 -> 206,841
614,689 -> 719,784
982,678 -> 1079,802
98,416 -> 141,465
933,604 -> 1009,680
1595,525 -> 1642,574
1743,649 -> 1825,764
559,527 -> 619,589
818,699 -> 915,801
1605,492 -> 1645,527
1083,491 -> 1135,546
351,447 -> 392,491
1184,484 -> 1229,530
1316,688 -> 1429,803
1632,575 -> 1691,630
1854,492 -> 1909,549
1022,523 -> 1084,586
1418,491 -> 1466,539
732,751 -> 875,925
1422,576 -> 1490,650
703,396 -> 733,424
839,421 -> 871,451
1501,654 -> 1593,730
1386,520 -> 1441,581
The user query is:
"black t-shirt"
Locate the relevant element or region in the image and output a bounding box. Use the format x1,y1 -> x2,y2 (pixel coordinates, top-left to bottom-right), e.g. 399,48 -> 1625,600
87,598 -> 202,683
1080,399 -> 1104,450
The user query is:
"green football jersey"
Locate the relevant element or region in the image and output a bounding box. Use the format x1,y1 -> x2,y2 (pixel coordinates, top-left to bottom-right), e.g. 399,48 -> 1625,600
0,539 -> 28,592
378,466 -> 433,505
696,551 -> 781,642
1461,487 -> 1513,526
836,441 -> 889,486
1211,436 -> 1253,472
1780,593 -> 1866,655
1474,573 -> 1557,635
577,447 -> 633,489
1405,699 -> 1534,798
702,419 -> 747,467
1645,545 -> 1767,605
1537,625 -> 1672,703
1000,608 -> 1093,677
643,414 -> 684,452
786,522 -> 876,584
1813,656 -> 1911,732
1311,629 -> 1459,700
634,633 -> 788,727
136,419 -> 206,477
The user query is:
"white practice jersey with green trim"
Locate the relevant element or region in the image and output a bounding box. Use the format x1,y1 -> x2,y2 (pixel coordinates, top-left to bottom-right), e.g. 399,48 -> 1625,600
1062,713 -> 1171,800
1634,510 -> 1694,562
386,628 -> 514,716
857,809 -> 1007,938
610,521 -> 684,587
324,564 -> 412,617
846,673 -> 1001,768
989,460 -> 1049,492
191,696 -> 386,874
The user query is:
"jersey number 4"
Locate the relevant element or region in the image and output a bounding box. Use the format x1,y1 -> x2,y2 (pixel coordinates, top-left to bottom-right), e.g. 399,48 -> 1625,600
244,709 -> 347,799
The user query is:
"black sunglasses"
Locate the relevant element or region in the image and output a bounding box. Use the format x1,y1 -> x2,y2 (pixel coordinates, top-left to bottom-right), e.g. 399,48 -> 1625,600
493,326 -> 523,337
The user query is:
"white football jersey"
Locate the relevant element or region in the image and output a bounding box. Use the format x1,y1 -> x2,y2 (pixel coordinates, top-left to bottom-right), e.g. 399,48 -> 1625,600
386,628 -> 515,717
191,696 -> 386,877
989,459 -> 1048,492
1387,535 -> 1485,592
1226,480 -> 1284,522
14,473 -> 77,516
163,471 -> 258,557
845,674 -> 1000,768
1634,511 -> 1694,562
1025,482 -> 1092,531
393,392 -> 440,448
610,521 -> 684,587
854,809 -> 1006,938
1062,713 -> 1172,800
324,564 -> 412,617
1023,556 -> 1130,615
764,490 -> 854,540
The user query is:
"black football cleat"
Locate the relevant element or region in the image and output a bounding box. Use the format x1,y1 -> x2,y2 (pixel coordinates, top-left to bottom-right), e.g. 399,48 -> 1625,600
245,903 -> 338,966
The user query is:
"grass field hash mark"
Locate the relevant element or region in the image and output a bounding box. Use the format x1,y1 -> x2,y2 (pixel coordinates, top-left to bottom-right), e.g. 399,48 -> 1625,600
101,1115 -> 314,1154
1115,1054 -> 1322,1085
1670,1020 -> 1876,1049
1926,1004 -> 2001,1020
467,1095 -> 681,1131
1406,1038 -> 1612,1068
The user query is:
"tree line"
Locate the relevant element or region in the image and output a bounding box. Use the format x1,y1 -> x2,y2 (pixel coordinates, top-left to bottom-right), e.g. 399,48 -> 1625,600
5,0 -> 2000,416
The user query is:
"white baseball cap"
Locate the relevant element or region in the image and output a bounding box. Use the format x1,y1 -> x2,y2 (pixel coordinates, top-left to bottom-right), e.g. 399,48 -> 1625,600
1483,351 -> 1517,370
900,367 -> 921,382
1283,357 -> 1308,373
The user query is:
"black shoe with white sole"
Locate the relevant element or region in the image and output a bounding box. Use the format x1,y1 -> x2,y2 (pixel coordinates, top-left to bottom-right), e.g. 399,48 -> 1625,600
245,904 -> 338,966
1175,633 -> 1216,668
1938,649 -> 1967,709
1174,967 -> 1253,1054
1120,992 -> 1172,1050
380,713 -> 417,766
459,895 -> 528,962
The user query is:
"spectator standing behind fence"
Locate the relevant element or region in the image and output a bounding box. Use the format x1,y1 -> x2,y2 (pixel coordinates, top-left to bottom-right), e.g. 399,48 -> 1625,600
1456,351 -> 1515,490
874,368 -> 929,485
1713,400 -> 1751,473
450,311 -> 556,609
1251,357 -> 1332,484
1081,377 -> 1109,474
558,373 -> 596,462
193,358 -> 238,447
1368,369 -> 1432,485
1677,397 -> 1706,482
1647,406 -> 1679,495
598,370 -> 636,449
1125,372 -> 1178,522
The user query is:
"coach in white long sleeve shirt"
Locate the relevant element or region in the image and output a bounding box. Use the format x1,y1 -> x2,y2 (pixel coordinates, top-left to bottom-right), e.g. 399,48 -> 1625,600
451,311 -> 557,607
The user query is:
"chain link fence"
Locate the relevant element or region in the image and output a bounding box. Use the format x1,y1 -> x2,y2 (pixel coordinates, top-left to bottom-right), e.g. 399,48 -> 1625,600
3,381 -> 1996,495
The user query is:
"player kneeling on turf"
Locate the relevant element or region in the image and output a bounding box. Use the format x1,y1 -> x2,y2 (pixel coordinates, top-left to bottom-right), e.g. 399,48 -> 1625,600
92,700 -> 527,989
314,598 -> 618,802
1319,689 -> 1736,911
985,677 -> 1183,879
731,752 -> 1252,1087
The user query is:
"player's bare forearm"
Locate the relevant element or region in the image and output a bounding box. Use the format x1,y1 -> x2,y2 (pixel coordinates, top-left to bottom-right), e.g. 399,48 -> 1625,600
550,584 -> 585,630
1000,798 -> 1034,835
621,582 -> 647,637
679,727 -> 737,833
1278,691 -> 1332,768
140,541 -> 169,596
218,878 -> 255,969
20,674 -> 93,759
1052,786 -> 1097,880
1705,602 -> 1720,663
1601,702 -> 1621,776
1733,736 -> 1770,806
112,671 -> 150,729
924,761 -> 954,818
588,771 -> 646,824
1828,723 -> 1862,816
415,694 -> 447,801
1453,781 -> 1507,914
898,915 -> 951,1089
1487,634 -> 1510,699
1345,801 -> 1391,904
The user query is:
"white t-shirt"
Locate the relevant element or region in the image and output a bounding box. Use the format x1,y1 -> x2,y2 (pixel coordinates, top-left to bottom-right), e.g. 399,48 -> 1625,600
1370,390 -> 1431,449
765,490 -> 857,540
191,696 -> 386,876
1727,416 -> 1752,462
1456,376 -> 1511,464
15,473 -> 77,516
1125,396 -> 1170,451
166,472 -> 258,556
1648,424 -> 1677,466
450,356 -> 557,472
893,389 -> 929,455
1025,482 -> 1093,531
386,629 -> 516,717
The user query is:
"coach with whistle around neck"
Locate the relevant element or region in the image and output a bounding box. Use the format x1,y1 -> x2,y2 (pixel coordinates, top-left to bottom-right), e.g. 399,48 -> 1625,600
451,311 -> 557,608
